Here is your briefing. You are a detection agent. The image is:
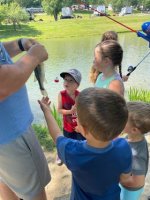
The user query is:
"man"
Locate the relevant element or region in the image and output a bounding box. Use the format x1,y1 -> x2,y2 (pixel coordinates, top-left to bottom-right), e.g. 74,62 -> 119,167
0,39 -> 51,200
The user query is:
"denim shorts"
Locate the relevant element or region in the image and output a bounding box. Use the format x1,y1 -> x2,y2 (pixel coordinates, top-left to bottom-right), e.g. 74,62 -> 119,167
63,129 -> 85,140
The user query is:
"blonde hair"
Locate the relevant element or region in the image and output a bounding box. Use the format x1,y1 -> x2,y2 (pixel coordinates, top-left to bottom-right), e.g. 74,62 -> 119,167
77,88 -> 128,141
127,101 -> 150,134
89,66 -> 100,84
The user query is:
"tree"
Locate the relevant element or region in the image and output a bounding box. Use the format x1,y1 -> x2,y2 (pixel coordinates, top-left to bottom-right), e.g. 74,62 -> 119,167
0,5 -> 6,23
4,2 -> 29,30
42,0 -> 63,21
145,0 -> 150,9
0,0 -> 42,7
112,0 -> 127,11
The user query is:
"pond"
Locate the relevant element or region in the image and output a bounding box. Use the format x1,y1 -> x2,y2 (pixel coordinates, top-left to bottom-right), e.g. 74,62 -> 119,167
25,33 -> 150,123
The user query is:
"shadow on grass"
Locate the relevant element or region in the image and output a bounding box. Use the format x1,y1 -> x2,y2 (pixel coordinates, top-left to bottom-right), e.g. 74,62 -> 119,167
0,23 -> 41,40
54,194 -> 70,200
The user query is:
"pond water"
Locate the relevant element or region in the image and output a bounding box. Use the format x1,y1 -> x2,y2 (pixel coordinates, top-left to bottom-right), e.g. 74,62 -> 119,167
24,33 -> 150,123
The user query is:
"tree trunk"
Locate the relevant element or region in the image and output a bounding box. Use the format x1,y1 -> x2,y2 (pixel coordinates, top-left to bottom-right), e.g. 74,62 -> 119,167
53,10 -> 58,21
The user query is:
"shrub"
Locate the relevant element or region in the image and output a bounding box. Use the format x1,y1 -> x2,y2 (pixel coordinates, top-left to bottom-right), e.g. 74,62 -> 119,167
32,124 -> 55,151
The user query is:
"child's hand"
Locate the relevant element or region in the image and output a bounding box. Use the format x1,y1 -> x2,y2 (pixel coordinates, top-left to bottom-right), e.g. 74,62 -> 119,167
38,96 -> 51,112
70,105 -> 76,114
75,125 -> 80,133
122,75 -> 129,82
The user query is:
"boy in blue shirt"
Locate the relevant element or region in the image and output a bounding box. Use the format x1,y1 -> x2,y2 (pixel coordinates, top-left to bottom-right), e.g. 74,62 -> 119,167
39,88 -> 132,200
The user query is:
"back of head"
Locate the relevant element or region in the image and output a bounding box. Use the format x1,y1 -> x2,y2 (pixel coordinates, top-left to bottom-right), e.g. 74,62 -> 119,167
96,40 -> 123,67
96,40 -> 123,77
76,88 -> 128,141
101,31 -> 118,42
127,101 -> 150,134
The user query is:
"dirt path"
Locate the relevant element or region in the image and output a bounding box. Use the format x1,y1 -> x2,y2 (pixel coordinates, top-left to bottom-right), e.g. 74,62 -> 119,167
45,152 -> 71,200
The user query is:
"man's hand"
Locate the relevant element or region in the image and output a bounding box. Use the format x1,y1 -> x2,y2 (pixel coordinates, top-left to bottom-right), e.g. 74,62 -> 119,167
27,44 -> 48,64
21,38 -> 38,51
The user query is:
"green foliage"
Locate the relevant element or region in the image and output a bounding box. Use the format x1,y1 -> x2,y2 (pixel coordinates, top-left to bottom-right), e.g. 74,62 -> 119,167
0,5 -> 6,23
32,104 -> 62,151
42,0 -> 62,20
51,104 -> 63,130
33,124 -> 56,151
145,0 -> 150,9
0,0 -> 42,7
4,2 -> 29,30
128,87 -> 150,103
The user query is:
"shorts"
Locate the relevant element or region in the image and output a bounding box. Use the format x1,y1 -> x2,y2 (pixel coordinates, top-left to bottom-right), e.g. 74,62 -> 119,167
120,184 -> 144,200
63,129 -> 85,140
0,126 -> 51,200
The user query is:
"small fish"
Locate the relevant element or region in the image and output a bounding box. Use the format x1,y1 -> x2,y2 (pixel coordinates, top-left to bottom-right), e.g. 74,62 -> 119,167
34,63 -> 48,96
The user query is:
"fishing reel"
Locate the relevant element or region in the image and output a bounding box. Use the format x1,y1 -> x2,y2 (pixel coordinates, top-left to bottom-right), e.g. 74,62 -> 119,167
127,65 -> 134,73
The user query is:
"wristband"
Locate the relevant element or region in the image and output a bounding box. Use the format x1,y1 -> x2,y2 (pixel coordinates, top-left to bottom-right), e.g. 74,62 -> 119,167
18,38 -> 25,51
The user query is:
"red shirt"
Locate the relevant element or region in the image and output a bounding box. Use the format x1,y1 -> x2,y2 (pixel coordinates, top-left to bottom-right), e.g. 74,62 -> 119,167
61,90 -> 79,132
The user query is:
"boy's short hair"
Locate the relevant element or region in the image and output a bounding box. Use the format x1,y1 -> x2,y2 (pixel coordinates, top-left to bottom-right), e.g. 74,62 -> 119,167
76,88 -> 128,141
60,69 -> 82,85
127,101 -> 150,134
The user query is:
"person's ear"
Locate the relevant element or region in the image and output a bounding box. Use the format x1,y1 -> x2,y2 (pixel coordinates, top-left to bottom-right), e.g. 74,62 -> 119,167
132,127 -> 141,134
104,57 -> 111,65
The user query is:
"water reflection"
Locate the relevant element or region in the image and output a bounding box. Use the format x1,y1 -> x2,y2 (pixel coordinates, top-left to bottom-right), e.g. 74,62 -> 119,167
26,33 -> 150,123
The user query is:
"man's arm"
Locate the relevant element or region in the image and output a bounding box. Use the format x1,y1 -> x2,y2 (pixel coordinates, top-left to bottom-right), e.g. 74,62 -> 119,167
3,38 -> 37,58
0,43 -> 48,100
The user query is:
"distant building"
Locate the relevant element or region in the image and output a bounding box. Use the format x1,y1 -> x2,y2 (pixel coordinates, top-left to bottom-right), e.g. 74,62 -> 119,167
119,7 -> 132,16
60,7 -> 74,19
93,5 -> 106,16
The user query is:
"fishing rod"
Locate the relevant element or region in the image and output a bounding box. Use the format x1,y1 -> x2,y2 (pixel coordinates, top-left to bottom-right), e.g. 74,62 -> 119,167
77,0 -> 150,76
77,0 -> 150,44
126,50 -> 150,76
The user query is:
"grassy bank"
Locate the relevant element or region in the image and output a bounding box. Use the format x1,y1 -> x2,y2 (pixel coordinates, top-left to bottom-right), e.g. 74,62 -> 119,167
1,13 -> 150,41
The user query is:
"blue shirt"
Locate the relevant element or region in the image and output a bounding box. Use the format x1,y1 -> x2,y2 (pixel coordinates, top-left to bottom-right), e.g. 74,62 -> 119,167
57,136 -> 132,200
0,42 -> 33,144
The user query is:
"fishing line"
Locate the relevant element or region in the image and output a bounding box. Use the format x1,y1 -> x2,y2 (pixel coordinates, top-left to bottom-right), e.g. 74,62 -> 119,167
126,50 -> 150,76
77,0 -> 137,33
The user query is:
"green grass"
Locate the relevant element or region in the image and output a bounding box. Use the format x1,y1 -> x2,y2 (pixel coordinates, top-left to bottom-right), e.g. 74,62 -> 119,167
128,87 -> 150,103
33,124 -> 55,151
0,12 -> 150,41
